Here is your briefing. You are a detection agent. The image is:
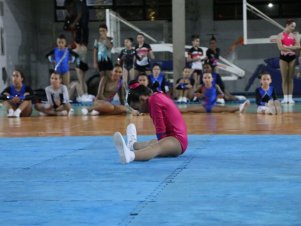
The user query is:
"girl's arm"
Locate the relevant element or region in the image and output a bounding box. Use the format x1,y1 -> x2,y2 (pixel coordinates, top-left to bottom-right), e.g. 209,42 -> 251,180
175,78 -> 183,88
45,49 -> 55,63
185,79 -> 193,89
272,87 -> 277,100
45,49 -> 55,58
285,34 -> 301,50
69,49 -> 80,66
93,40 -> 98,69
1,87 -> 10,98
277,33 -> 294,52
118,84 -> 126,105
148,49 -> 155,60
255,88 -> 261,106
117,50 -> 124,65
62,85 -> 70,104
96,77 -> 106,100
106,37 -> 113,49
186,53 -> 196,62
161,75 -> 167,93
215,84 -> 225,98
45,87 -> 54,106
194,85 -> 204,98
149,100 -> 167,140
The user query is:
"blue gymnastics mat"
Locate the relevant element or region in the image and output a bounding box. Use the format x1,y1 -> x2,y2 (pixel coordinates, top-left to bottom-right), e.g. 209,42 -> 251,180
0,135 -> 301,226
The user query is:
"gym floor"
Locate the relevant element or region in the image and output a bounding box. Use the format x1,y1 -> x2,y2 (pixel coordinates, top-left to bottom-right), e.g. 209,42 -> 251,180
0,102 -> 301,225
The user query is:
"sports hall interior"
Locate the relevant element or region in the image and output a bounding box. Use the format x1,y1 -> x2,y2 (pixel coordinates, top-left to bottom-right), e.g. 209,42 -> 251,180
0,0 -> 301,225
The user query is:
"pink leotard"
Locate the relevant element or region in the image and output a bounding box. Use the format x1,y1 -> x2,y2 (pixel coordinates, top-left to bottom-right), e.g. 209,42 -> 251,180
281,32 -> 296,56
148,92 -> 188,153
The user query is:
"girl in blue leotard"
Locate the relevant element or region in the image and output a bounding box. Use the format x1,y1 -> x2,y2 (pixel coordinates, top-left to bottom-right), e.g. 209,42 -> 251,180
182,73 -> 250,113
46,34 -> 79,89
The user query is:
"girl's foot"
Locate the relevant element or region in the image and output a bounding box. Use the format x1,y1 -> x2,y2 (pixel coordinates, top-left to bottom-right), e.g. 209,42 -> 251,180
239,100 -> 250,113
81,108 -> 89,115
126,123 -> 137,151
267,101 -> 276,115
113,132 -> 135,164
7,109 -> 14,118
274,100 -> 282,114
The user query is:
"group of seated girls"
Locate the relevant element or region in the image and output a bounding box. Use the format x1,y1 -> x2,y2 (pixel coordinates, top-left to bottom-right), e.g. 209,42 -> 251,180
1,65 -> 282,117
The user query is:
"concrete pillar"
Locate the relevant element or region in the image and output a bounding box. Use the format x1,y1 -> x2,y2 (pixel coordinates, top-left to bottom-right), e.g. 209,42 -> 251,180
172,0 -> 185,83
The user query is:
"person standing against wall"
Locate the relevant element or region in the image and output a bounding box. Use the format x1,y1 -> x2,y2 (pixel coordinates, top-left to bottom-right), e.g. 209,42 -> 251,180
134,33 -> 155,76
64,0 -> 89,46
276,19 -> 300,104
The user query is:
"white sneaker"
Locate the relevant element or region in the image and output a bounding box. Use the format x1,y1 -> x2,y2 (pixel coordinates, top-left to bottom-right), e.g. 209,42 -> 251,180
126,123 -> 137,151
288,98 -> 295,104
176,97 -> 183,103
239,100 -> 250,113
90,110 -> 99,116
182,97 -> 188,103
13,109 -> 21,118
76,96 -> 82,102
7,109 -> 14,117
216,98 -> 225,105
113,132 -> 135,164
81,108 -> 89,115
235,95 -> 247,101
281,96 -> 288,104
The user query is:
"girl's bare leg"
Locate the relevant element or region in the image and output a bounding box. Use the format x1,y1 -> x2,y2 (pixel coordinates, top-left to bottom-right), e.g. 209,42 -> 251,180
122,69 -> 129,88
287,59 -> 296,95
280,60 -> 289,95
211,105 -> 239,113
134,137 -> 182,161
18,101 -> 33,117
62,72 -> 70,89
90,100 -> 126,115
129,68 -> 136,81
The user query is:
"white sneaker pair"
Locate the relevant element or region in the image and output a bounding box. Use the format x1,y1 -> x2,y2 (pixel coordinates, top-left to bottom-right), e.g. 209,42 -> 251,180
113,123 -> 137,164
281,96 -> 295,104
81,108 -> 99,116
7,109 -> 21,118
216,98 -> 225,105
176,96 -> 188,103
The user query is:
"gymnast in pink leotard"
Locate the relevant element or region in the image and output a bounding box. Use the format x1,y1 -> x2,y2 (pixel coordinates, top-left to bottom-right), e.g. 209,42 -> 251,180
112,81 -> 188,164
276,18 -> 300,104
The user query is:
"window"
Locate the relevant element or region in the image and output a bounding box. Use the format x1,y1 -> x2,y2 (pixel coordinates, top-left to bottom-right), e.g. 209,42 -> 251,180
214,0 -> 301,20
55,0 -> 171,22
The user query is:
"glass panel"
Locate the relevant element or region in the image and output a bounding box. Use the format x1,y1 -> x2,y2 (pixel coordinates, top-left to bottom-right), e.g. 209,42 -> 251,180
145,0 -> 171,6
281,3 -> 301,17
214,4 -> 242,20
56,9 -> 67,21
56,0 -> 65,7
214,0 -> 240,4
115,0 -> 143,6
250,3 -> 279,18
89,8 -> 106,21
87,0 -> 113,6
146,6 -> 171,20
116,7 -> 144,20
